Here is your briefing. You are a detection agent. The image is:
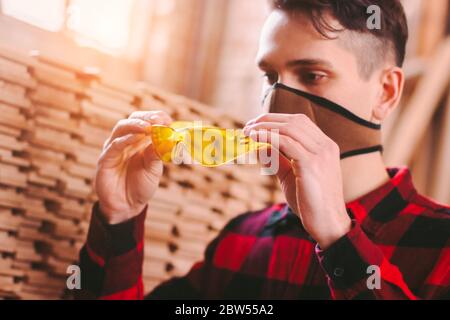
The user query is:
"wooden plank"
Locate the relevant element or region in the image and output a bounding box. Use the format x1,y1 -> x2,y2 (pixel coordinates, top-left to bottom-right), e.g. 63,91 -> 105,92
87,89 -> 136,115
0,257 -> 25,277
30,158 -> 63,180
63,161 -> 96,180
78,121 -> 110,148
0,210 -> 20,231
0,163 -> 27,187
73,144 -> 100,167
0,80 -> 31,109
18,226 -> 47,242
29,84 -> 79,113
26,270 -> 65,288
146,219 -> 174,242
34,115 -> 78,135
144,259 -> 170,279
0,103 -> 27,129
0,134 -> 27,152
0,154 -> 31,168
59,174 -> 92,199
30,126 -> 78,154
145,240 -> 173,261
98,76 -> 141,96
0,231 -> 17,253
27,171 -> 57,188
0,56 -> 36,88
0,187 -> 25,208
81,100 -> 123,129
0,275 -> 22,293
0,124 -> 22,137
0,46 -> 35,66
26,146 -> 65,162
89,81 -> 135,102
15,241 -> 42,262
29,50 -> 101,77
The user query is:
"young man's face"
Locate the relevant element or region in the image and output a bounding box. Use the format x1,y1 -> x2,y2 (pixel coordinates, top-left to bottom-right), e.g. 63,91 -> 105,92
256,10 -> 395,122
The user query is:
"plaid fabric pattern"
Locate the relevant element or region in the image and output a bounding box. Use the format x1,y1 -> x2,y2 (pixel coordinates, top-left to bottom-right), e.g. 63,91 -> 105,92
77,168 -> 450,300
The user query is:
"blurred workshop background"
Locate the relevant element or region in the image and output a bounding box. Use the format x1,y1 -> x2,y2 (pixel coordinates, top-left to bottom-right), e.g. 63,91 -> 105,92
0,0 -> 448,299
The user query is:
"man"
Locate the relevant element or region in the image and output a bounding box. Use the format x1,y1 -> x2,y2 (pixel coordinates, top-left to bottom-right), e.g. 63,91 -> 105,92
78,0 -> 449,300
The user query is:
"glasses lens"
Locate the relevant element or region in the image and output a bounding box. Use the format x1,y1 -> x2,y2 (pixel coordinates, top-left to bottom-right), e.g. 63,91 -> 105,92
151,125 -> 180,162
151,123 -> 270,166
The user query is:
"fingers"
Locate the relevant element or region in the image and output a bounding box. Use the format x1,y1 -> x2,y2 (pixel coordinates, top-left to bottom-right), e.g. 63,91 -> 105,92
99,111 -> 173,165
249,126 -> 339,172
99,134 -> 145,166
104,111 -> 173,150
245,113 -> 335,155
246,113 -> 290,127
246,113 -> 323,135
248,130 -> 308,165
129,110 -> 173,126
244,122 -> 320,153
104,119 -> 148,149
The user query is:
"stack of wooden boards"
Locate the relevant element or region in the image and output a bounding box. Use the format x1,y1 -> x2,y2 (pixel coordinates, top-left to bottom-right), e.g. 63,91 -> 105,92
0,48 -> 283,299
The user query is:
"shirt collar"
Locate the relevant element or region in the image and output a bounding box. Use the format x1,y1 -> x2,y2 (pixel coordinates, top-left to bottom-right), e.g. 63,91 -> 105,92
267,167 -> 417,229
346,167 -> 417,224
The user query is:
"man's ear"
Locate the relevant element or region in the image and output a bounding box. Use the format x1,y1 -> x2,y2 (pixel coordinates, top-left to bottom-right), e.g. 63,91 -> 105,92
372,66 -> 404,121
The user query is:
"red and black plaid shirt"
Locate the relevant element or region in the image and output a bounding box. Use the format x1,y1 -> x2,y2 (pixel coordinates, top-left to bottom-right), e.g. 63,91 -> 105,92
77,167 -> 449,300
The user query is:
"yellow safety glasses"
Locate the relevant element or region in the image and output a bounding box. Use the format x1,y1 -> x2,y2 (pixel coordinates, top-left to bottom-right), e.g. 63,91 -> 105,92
146,121 -> 271,167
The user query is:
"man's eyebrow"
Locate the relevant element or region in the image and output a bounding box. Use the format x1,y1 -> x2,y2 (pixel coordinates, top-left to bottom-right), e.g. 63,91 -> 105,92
286,59 -> 334,69
257,58 -> 334,70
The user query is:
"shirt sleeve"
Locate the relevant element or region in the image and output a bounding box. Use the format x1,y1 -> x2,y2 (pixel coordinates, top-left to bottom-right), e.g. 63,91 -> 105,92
76,202 -> 147,300
77,202 -> 244,300
316,221 -> 421,300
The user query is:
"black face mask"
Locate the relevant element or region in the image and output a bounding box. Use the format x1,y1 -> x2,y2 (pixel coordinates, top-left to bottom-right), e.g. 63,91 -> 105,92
262,83 -> 383,159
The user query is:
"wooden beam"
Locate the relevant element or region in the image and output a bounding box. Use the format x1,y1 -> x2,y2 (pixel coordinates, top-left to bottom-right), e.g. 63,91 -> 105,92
385,38 -> 450,165
409,123 -> 433,196
418,0 -> 449,57
429,91 -> 450,203
188,0 -> 229,104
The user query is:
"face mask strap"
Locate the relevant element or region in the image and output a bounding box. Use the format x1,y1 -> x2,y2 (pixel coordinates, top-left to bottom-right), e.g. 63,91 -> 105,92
340,145 -> 384,159
263,83 -> 384,160
268,83 -> 382,130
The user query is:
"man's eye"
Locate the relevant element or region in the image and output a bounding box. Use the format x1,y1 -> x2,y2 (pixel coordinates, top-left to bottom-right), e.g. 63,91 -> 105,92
302,72 -> 327,84
263,73 -> 278,85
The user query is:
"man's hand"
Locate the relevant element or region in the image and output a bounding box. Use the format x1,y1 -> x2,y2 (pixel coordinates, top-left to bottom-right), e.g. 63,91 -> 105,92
95,111 -> 173,225
244,113 -> 352,249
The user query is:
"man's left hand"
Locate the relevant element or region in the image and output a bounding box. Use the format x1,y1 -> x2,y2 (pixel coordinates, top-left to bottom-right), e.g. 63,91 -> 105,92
244,113 -> 352,250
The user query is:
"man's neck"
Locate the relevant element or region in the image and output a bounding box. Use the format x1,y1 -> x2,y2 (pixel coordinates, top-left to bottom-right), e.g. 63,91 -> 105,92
341,152 -> 390,203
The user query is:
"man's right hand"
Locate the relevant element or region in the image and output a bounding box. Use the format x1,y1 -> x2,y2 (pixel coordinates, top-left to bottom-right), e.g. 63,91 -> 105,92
95,111 -> 173,225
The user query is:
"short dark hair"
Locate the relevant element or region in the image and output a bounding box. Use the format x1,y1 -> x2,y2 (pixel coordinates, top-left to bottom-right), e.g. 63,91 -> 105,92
271,0 -> 409,71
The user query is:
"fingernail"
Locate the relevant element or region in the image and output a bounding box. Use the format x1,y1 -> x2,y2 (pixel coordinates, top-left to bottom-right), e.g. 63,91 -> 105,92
243,127 -> 250,136
249,130 -> 258,141
138,120 -> 149,127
